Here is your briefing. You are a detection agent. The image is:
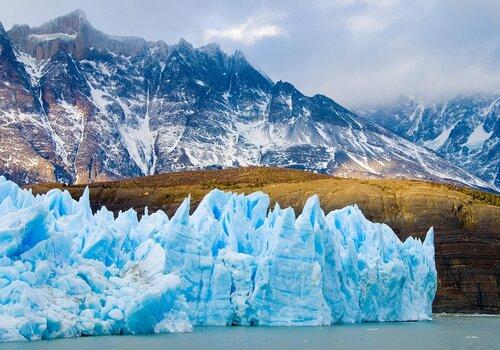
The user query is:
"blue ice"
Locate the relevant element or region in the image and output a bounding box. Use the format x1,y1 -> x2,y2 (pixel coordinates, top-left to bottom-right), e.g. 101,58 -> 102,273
0,176 -> 436,342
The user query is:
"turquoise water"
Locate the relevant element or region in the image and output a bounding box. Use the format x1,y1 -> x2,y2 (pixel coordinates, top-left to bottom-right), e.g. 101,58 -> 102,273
1,315 -> 498,350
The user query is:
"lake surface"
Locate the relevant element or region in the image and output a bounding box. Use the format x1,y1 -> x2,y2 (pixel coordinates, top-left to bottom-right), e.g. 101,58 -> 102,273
1,315 -> 498,350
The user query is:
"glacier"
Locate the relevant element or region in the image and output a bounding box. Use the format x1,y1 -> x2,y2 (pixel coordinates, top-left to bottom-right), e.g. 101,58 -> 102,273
0,176 -> 437,342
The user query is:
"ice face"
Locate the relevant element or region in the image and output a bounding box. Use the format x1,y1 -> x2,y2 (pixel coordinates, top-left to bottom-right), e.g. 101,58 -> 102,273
0,176 -> 436,342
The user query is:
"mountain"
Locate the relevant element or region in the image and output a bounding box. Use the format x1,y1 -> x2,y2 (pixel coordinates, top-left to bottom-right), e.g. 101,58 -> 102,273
358,95 -> 499,188
0,10 -> 495,191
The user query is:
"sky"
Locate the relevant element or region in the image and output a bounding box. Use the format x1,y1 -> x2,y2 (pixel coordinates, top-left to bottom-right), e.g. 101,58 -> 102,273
2,0 -> 499,108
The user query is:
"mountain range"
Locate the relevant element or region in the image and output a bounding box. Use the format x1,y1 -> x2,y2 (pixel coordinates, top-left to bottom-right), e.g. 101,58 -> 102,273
0,10 -> 496,191
358,95 -> 499,188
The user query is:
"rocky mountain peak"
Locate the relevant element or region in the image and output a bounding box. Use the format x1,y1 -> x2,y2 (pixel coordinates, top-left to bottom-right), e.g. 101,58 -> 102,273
37,9 -> 90,35
230,49 -> 249,65
169,38 -> 196,59
273,80 -> 299,94
70,9 -> 87,20
8,10 -> 151,60
199,42 -> 222,54
175,38 -> 193,50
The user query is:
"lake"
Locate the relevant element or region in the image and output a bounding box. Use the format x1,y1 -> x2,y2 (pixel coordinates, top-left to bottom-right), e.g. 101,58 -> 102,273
1,315 -> 498,350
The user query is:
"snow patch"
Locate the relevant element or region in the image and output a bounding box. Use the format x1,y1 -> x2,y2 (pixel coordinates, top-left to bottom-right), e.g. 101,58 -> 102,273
29,33 -> 77,43
424,123 -> 456,151
464,124 -> 492,150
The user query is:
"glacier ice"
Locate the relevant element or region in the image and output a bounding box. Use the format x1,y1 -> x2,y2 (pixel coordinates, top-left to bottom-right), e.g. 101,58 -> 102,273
0,176 -> 436,342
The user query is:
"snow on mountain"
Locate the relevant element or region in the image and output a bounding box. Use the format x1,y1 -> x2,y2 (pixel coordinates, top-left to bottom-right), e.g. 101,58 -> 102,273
0,11 -> 496,191
358,95 -> 499,188
0,176 -> 436,341
29,32 -> 77,43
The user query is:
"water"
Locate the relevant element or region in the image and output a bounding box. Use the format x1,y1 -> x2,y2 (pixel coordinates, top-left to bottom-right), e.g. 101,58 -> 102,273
1,315 -> 498,350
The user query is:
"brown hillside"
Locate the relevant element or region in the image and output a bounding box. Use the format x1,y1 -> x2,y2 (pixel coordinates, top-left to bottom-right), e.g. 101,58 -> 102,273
27,166 -> 500,314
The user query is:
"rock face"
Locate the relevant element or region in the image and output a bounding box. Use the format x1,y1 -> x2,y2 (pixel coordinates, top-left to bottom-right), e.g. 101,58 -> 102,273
358,95 -> 500,188
28,167 -> 500,313
0,11 -> 495,191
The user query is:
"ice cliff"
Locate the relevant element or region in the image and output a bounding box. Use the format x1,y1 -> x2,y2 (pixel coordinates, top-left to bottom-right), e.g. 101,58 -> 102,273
0,176 -> 436,342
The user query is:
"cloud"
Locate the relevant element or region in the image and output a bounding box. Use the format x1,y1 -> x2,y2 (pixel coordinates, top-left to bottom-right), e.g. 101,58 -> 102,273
203,14 -> 284,45
345,14 -> 391,36
3,0 -> 499,108
341,0 -> 402,36
318,54 -> 500,107
255,0 -> 500,107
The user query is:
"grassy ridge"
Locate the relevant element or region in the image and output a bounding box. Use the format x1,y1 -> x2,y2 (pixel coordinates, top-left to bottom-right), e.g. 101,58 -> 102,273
29,166 -> 499,215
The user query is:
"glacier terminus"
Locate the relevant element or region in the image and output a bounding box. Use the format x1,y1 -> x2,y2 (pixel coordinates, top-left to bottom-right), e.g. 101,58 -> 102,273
0,176 -> 436,342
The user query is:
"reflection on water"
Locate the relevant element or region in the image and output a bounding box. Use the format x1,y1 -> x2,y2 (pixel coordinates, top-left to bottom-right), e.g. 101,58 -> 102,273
1,315 -> 498,350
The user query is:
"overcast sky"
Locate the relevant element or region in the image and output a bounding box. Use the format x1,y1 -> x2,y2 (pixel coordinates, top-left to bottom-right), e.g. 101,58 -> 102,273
2,0 -> 499,108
